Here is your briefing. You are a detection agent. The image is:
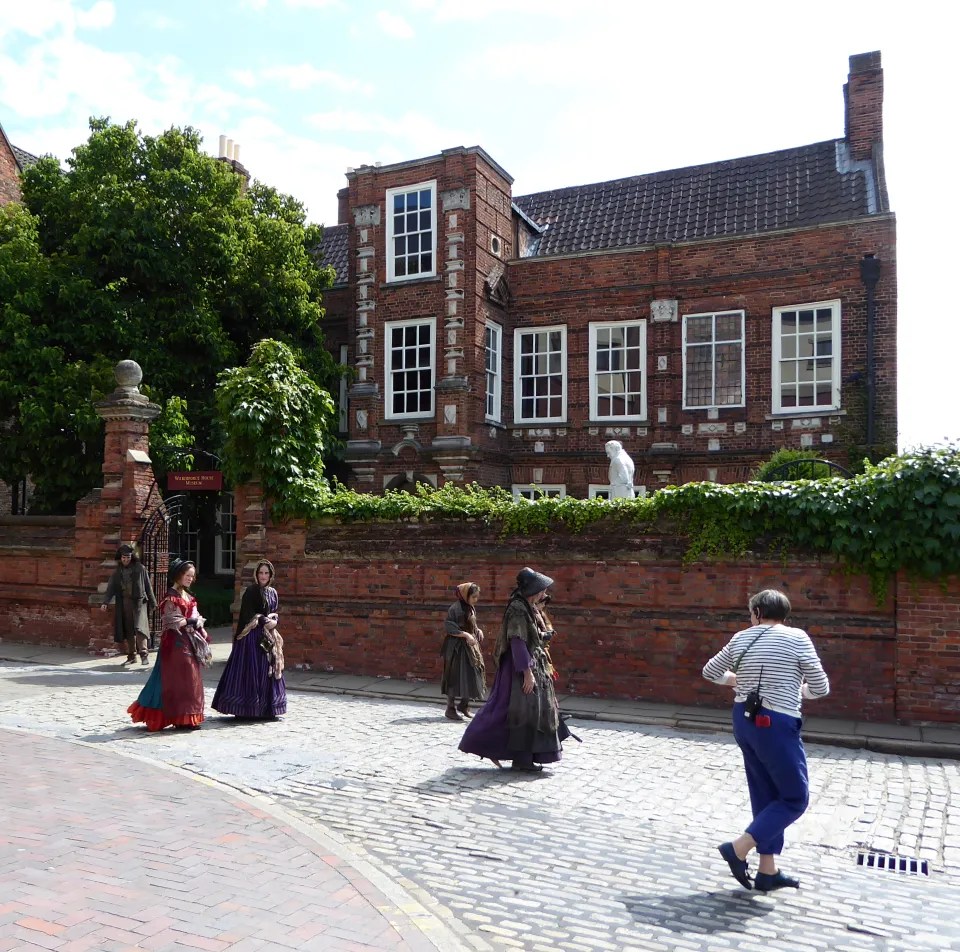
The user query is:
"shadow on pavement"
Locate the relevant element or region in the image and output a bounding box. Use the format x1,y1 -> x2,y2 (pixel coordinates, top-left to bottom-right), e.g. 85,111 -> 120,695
622,889 -> 773,934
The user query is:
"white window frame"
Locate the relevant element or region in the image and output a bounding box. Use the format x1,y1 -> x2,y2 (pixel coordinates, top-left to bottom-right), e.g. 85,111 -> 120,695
511,484 -> 567,501
588,320 -> 647,422
384,316 -> 436,421
513,324 -> 567,424
214,492 -> 236,576
771,299 -> 842,414
587,484 -> 647,500
484,320 -> 503,423
386,180 -> 437,283
682,310 -> 746,410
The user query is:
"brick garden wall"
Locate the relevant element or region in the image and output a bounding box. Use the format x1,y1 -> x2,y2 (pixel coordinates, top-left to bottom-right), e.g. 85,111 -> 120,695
235,494 -> 959,725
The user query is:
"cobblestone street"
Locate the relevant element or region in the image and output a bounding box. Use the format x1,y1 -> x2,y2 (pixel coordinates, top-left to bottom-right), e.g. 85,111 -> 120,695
2,661 -> 959,951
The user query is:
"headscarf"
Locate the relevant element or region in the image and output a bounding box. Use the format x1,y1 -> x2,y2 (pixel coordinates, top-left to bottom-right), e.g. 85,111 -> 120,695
255,559 -> 276,586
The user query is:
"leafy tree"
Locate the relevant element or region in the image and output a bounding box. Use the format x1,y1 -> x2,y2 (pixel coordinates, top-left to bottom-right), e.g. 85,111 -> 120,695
216,339 -> 335,518
0,118 -> 337,512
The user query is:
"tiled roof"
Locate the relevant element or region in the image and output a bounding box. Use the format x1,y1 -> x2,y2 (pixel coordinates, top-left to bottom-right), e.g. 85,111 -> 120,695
12,144 -> 39,169
317,223 -> 348,286
513,140 -> 877,257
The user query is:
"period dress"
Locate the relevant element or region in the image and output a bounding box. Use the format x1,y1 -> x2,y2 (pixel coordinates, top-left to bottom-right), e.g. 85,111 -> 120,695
212,581 -> 286,719
128,588 -> 211,731
441,593 -> 487,703
459,590 -> 565,768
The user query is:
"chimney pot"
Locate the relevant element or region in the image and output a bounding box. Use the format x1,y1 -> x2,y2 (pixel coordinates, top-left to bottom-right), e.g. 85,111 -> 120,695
218,134 -> 226,158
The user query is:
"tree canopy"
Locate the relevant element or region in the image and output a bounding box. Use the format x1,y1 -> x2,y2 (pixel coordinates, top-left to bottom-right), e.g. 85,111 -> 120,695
0,118 -> 337,513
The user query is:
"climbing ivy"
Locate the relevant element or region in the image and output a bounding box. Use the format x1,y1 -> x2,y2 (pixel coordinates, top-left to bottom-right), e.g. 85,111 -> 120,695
254,446 -> 960,599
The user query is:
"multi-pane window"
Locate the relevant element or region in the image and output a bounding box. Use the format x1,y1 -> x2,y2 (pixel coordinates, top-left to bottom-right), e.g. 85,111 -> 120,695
514,325 -> 566,423
588,484 -> 647,499
683,310 -> 745,408
214,493 -> 236,575
772,300 -> 841,411
385,318 -> 435,419
484,321 -> 502,422
512,484 -> 566,501
589,321 -> 646,420
386,182 -> 435,282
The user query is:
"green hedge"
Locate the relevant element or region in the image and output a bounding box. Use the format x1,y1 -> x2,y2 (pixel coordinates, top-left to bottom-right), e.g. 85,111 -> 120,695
295,447 -> 960,600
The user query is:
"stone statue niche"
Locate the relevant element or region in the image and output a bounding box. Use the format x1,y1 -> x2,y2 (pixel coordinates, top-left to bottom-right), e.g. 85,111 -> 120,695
605,440 -> 636,500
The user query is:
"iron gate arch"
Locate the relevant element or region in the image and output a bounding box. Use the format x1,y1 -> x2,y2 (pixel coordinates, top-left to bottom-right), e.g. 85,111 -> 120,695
138,494 -> 190,647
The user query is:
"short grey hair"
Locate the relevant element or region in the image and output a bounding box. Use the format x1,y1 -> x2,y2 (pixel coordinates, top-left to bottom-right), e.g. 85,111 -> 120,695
749,589 -> 791,622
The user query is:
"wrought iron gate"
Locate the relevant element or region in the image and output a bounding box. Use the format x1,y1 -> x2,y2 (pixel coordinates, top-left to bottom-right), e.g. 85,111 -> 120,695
138,494 -> 189,647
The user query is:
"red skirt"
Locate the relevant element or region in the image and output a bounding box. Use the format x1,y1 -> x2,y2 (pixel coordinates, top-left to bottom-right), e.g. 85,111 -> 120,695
128,628 -> 206,731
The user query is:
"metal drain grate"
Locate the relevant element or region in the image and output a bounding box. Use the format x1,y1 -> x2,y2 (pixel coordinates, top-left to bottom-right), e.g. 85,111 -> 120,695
857,851 -> 929,875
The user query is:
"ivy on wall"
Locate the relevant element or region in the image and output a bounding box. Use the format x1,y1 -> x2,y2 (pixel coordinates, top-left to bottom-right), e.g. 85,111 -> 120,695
250,446 -> 960,599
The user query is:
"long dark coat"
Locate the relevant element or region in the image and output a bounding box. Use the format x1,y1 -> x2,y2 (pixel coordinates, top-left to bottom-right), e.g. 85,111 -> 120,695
103,563 -> 158,641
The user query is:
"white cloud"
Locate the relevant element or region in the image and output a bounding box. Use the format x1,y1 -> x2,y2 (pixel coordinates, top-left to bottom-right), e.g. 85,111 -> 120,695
376,10 -> 415,39
0,0 -> 115,40
75,1 -> 115,30
261,64 -> 372,94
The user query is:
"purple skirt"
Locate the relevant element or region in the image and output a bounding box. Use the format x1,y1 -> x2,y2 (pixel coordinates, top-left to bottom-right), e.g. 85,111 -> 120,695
212,627 -> 287,719
458,652 -> 561,765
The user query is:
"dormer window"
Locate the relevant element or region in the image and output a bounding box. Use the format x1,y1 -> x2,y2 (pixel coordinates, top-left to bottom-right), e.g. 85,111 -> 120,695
386,181 -> 436,282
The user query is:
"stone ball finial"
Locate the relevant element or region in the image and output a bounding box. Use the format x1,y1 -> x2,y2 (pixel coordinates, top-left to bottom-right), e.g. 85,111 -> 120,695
115,359 -> 143,389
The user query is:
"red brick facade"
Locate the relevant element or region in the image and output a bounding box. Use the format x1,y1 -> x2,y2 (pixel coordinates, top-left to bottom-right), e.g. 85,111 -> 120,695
320,52 -> 895,496
228,493 -> 957,725
0,123 -> 22,206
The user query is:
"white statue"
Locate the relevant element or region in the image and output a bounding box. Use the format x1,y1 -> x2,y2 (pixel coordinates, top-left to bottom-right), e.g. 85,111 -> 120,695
605,440 -> 636,500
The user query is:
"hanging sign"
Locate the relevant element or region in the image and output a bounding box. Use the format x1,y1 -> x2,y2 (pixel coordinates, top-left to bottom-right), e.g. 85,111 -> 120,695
167,471 -> 223,491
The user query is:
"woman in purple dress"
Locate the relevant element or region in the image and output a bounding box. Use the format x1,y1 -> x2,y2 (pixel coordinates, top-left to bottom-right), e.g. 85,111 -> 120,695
212,559 -> 287,720
459,567 -> 566,772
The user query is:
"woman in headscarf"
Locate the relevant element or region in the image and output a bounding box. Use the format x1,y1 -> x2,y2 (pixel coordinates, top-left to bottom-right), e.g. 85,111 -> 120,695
212,559 -> 286,720
459,567 -> 566,772
441,582 -> 487,721
100,543 -> 157,666
128,559 -> 212,731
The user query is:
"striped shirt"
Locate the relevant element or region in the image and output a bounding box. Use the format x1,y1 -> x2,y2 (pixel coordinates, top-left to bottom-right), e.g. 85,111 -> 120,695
702,623 -> 830,717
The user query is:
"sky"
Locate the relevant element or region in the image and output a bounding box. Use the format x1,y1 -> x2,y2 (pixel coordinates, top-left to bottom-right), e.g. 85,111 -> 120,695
0,0 -> 955,450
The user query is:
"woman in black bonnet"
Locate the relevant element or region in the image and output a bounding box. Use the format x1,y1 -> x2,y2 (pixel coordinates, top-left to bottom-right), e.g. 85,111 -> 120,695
459,567 -> 566,772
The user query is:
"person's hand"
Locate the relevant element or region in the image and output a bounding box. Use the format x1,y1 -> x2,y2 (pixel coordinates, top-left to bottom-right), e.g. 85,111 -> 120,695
721,671 -> 738,688
100,604 -> 108,612
522,669 -> 536,695
476,628 -> 484,642
464,634 -> 477,647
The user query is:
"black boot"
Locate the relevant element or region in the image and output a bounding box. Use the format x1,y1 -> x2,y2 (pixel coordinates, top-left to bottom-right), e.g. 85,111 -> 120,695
458,698 -> 472,718
445,699 -> 463,721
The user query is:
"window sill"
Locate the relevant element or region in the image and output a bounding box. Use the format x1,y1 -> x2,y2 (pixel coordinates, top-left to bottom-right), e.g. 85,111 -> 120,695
589,419 -> 649,426
381,275 -> 442,290
765,409 -> 845,420
385,415 -> 435,423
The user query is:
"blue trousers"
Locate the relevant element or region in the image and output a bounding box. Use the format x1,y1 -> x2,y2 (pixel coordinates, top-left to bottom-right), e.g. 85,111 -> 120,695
732,702 -> 809,855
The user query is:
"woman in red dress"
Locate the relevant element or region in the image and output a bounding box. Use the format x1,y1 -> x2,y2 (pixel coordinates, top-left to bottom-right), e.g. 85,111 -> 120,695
128,559 -> 212,731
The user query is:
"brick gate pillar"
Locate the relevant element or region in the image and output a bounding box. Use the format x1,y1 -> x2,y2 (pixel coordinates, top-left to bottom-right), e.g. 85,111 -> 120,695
79,359 -> 161,653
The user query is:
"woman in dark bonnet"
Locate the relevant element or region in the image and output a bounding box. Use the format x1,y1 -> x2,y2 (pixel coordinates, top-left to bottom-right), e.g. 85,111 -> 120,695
213,559 -> 287,720
101,543 -> 157,665
459,567 -> 568,772
128,558 -> 211,731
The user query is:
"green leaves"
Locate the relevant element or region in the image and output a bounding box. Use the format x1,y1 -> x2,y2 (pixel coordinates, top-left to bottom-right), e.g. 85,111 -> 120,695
260,446 -> 960,603
216,339 -> 335,518
1,118 -> 336,512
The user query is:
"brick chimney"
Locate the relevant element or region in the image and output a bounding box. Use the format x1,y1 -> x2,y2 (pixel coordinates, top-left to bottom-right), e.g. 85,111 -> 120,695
844,51 -> 883,162
337,186 -> 350,224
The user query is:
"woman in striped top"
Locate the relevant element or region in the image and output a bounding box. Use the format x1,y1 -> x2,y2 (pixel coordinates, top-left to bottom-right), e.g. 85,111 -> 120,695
702,589 -> 830,893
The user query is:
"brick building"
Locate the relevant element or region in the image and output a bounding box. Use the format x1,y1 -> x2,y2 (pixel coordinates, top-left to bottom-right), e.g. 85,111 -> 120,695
319,51 -> 895,497
0,121 -> 36,206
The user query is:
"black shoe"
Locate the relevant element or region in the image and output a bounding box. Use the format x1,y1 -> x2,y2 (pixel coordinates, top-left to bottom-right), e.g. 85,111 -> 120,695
718,842 -> 752,890
140,653 -> 149,665
444,706 -> 464,721
123,655 -> 136,665
754,870 -> 799,892
510,762 -> 544,772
